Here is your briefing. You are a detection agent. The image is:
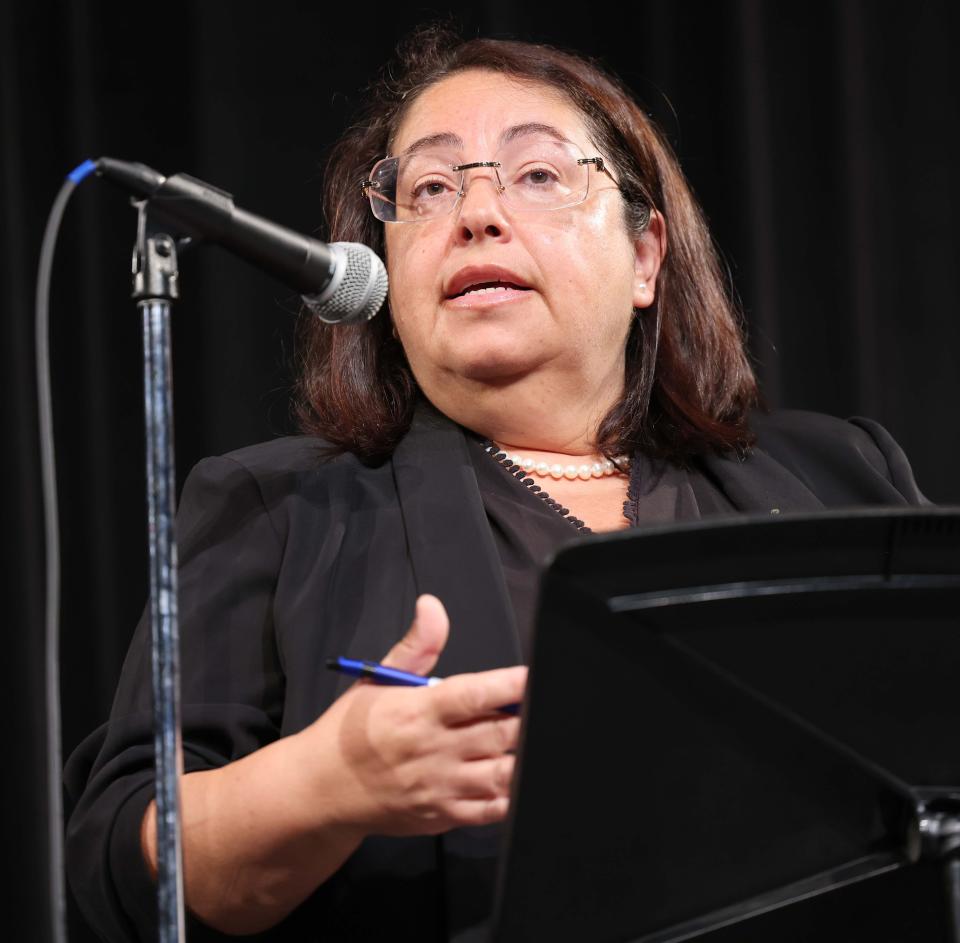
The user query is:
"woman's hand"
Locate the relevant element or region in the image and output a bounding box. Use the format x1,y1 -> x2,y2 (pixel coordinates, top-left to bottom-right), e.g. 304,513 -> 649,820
142,594 -> 524,934
293,594 -> 527,837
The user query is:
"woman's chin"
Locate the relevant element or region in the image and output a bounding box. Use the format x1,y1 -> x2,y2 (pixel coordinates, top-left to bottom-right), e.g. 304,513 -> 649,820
449,350 -> 543,384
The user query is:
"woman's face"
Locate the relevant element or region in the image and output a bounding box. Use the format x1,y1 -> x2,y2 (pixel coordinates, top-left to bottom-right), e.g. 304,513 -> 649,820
384,69 -> 658,410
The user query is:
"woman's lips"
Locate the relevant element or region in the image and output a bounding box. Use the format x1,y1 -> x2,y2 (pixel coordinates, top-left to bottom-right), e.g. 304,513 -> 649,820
443,284 -> 534,310
443,265 -> 533,299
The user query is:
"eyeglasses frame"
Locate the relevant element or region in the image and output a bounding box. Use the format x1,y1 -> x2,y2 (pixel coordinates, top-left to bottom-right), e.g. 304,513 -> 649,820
360,153 -> 620,223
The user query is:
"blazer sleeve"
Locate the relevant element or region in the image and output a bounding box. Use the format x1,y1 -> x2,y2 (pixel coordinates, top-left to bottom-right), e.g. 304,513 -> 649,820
746,410 -> 931,509
847,416 -> 931,506
64,455 -> 288,943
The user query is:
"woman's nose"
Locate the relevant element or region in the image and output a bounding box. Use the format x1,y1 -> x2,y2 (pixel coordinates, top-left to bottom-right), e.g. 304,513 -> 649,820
454,173 -> 512,242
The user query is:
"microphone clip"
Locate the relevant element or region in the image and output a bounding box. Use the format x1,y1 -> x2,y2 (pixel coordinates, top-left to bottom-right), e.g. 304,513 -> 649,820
131,200 -> 184,303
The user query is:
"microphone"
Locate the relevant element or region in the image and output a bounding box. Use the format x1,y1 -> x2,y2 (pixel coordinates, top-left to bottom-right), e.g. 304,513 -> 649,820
94,157 -> 388,324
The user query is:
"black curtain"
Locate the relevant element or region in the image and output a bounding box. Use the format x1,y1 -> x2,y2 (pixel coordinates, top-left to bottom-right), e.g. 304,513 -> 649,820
3,1 -> 958,939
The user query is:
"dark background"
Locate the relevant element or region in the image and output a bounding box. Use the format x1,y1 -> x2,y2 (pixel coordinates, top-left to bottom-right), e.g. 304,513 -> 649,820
2,0 -> 958,939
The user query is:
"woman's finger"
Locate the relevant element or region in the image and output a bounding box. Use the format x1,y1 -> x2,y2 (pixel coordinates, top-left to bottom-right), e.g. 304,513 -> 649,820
432,666 -> 528,725
452,715 -> 521,760
379,594 -> 449,676
445,796 -> 512,828
446,755 -> 516,800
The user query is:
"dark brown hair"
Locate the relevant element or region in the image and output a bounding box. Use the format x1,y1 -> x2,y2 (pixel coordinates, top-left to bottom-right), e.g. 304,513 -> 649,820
296,24 -> 758,463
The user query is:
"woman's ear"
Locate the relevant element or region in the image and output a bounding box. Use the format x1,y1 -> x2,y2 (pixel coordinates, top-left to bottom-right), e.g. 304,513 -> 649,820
633,210 -> 666,309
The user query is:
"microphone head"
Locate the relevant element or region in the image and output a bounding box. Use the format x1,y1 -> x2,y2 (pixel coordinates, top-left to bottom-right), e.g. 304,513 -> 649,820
304,242 -> 388,324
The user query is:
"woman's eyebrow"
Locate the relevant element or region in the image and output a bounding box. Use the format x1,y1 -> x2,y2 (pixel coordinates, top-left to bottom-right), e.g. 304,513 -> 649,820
398,123 -> 573,158
499,122 -> 572,146
400,132 -> 464,156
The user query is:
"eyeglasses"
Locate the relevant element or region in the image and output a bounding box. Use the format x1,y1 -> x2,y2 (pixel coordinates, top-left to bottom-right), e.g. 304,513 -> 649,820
361,135 -> 620,223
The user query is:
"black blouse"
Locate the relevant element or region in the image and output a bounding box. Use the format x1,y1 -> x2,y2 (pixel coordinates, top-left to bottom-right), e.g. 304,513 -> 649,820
466,436 -> 735,658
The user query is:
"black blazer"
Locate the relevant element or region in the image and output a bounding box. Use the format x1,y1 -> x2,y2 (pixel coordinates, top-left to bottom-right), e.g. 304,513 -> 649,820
64,407 -> 927,942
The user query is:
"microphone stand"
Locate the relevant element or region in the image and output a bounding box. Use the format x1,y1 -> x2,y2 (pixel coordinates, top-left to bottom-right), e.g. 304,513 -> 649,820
132,199 -> 186,943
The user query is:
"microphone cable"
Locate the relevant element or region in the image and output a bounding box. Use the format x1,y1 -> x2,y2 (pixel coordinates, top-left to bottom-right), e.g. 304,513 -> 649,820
36,157 -> 98,943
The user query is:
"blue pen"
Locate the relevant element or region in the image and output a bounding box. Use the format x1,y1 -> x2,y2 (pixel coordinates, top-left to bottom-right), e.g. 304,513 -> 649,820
325,657 -> 519,715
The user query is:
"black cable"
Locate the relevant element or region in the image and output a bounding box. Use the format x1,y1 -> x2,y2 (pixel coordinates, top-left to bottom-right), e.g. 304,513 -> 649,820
36,157 -> 98,943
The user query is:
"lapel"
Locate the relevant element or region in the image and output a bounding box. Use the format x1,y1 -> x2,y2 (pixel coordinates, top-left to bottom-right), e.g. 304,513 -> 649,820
392,405 -> 523,940
391,404 -> 522,940
700,445 -> 827,514
391,403 -> 523,676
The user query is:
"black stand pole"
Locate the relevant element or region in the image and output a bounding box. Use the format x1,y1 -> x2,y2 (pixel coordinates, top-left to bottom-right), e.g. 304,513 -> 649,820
946,860 -> 960,943
918,797 -> 960,943
132,200 -> 185,943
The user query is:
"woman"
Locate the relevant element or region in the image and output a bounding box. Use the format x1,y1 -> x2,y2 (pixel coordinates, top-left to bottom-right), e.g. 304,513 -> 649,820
65,26 -> 926,943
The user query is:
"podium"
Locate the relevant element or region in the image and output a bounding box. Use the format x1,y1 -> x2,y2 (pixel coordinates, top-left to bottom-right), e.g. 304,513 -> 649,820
491,508 -> 960,942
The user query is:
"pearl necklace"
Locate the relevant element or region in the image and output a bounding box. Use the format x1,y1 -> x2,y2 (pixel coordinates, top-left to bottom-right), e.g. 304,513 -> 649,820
498,450 -> 628,481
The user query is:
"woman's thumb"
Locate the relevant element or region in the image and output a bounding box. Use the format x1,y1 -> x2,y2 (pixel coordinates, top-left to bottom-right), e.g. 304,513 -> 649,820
379,594 -> 449,676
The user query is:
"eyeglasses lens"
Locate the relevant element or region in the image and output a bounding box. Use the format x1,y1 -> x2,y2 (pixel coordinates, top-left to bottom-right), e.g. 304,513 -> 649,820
367,137 -> 592,223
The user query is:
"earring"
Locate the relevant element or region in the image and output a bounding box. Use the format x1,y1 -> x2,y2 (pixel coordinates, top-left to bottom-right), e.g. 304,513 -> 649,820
638,282 -> 647,293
